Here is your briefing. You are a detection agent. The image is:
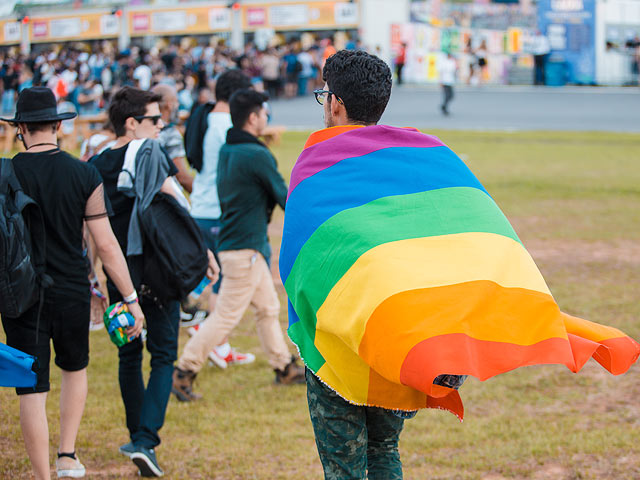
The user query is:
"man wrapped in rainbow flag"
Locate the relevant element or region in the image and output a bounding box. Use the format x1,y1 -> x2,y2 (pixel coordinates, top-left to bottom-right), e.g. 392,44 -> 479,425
279,50 -> 640,479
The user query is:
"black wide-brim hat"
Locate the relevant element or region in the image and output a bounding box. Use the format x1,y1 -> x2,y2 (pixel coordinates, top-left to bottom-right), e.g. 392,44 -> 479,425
0,86 -> 77,123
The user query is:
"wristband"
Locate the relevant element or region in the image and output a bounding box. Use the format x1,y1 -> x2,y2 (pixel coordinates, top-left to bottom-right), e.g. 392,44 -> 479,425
123,291 -> 138,305
91,285 -> 106,300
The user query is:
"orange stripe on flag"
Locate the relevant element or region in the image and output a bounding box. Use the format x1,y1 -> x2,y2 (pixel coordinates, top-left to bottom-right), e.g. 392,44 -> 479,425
366,368 -> 465,420
359,282 -> 566,384
303,125 -> 364,149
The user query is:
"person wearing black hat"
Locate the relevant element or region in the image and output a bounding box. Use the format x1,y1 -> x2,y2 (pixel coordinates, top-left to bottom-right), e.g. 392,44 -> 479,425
1,86 -> 146,480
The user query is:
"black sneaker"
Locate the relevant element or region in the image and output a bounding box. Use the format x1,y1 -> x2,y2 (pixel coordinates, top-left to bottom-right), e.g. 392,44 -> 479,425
131,446 -> 164,477
118,441 -> 135,458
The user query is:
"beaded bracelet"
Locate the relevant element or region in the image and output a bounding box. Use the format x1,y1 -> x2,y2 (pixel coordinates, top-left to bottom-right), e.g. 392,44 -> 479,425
91,285 -> 106,300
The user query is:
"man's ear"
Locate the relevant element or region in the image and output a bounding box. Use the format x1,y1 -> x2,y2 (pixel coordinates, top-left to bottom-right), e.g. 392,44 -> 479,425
247,110 -> 258,128
330,95 -> 342,118
124,116 -> 137,133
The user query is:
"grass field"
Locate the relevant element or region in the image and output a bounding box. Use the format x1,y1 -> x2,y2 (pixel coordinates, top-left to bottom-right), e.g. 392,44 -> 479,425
1,129 -> 640,479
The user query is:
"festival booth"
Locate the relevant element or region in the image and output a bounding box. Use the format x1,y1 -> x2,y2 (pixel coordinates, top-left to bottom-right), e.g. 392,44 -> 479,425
539,0 -> 640,85
537,0 -> 597,85
391,2 -> 536,85
596,0 -> 640,85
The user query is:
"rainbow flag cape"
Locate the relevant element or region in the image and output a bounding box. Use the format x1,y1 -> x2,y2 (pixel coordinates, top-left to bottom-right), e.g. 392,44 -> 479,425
280,125 -> 640,419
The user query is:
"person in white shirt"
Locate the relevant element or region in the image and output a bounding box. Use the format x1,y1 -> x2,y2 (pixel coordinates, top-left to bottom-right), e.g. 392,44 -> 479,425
532,30 -> 551,85
133,64 -> 152,91
439,52 -> 458,116
297,48 -> 315,96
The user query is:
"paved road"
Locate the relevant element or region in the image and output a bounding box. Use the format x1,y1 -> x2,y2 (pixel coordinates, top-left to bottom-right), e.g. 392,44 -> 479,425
270,85 -> 640,132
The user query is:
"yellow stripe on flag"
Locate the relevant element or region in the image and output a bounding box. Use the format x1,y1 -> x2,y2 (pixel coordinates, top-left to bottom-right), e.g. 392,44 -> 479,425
316,232 -> 553,353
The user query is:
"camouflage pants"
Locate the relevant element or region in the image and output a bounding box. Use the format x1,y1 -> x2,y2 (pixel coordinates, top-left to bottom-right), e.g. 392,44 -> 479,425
306,369 -> 404,480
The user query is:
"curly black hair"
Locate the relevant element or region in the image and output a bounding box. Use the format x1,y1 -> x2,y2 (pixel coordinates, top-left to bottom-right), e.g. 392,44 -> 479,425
322,50 -> 392,125
215,69 -> 252,103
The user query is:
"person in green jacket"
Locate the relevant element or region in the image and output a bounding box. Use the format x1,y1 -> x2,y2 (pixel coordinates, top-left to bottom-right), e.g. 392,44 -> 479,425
172,89 -> 304,401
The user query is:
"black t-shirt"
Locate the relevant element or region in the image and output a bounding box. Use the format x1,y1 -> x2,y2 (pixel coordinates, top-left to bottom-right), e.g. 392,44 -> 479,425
90,145 -> 134,255
12,149 -> 103,300
90,143 -> 178,292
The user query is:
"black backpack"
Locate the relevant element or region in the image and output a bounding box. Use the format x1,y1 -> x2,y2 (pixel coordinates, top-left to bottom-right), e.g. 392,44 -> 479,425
0,158 -> 51,318
183,101 -> 215,172
138,192 -> 209,301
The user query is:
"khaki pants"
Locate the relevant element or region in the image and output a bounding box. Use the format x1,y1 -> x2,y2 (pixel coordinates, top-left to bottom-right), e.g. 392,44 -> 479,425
177,249 -> 291,373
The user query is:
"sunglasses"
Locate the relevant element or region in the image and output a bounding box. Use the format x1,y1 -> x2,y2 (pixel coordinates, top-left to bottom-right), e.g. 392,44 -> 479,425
313,89 -> 343,106
133,115 -> 162,125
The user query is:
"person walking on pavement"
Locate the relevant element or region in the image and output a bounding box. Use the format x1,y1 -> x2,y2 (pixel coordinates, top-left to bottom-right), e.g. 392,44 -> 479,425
439,52 -> 458,116
532,29 -> 551,85
395,43 -> 407,85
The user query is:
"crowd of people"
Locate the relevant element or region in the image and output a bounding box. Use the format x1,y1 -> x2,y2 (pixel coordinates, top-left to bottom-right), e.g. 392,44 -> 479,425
2,47 -> 433,480
0,36 -> 347,118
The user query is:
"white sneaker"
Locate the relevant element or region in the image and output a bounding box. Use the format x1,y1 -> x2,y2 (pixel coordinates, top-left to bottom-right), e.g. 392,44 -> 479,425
56,454 -> 85,478
89,321 -> 104,331
207,347 -> 228,369
180,308 -> 207,327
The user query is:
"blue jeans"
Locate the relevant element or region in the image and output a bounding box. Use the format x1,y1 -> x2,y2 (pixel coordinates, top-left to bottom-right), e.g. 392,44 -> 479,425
194,217 -> 222,294
306,369 -> 405,480
116,295 -> 180,448
298,76 -> 310,96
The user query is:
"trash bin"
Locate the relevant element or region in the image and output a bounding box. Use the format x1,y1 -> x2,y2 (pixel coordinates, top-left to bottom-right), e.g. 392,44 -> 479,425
545,55 -> 568,86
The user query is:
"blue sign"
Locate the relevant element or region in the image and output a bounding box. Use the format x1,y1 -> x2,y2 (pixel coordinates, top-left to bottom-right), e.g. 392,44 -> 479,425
537,0 -> 596,84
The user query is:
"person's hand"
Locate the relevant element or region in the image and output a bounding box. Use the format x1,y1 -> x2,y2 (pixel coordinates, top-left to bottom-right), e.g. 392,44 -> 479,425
125,301 -> 145,341
90,290 -> 108,328
206,249 -> 220,284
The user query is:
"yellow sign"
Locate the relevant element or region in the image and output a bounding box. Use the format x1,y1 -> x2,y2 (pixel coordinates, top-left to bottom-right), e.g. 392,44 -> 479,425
1,19 -> 22,46
29,12 -> 120,44
242,1 -> 359,31
128,6 -> 231,37
1,1 -> 359,45
507,27 -> 522,54
426,53 -> 438,81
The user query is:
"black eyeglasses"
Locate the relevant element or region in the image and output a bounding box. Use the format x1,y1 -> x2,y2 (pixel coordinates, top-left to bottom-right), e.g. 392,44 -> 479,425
133,115 -> 162,125
313,89 -> 343,106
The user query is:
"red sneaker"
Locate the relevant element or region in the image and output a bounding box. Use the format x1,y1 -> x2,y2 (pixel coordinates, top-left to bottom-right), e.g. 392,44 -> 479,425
208,347 -> 256,369
187,327 -> 255,369
222,348 -> 256,366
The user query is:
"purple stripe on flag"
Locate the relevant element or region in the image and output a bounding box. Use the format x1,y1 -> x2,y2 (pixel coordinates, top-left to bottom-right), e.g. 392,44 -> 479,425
288,125 -> 444,199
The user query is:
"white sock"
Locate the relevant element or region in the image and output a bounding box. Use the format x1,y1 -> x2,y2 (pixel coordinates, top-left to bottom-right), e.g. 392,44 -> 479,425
214,342 -> 231,357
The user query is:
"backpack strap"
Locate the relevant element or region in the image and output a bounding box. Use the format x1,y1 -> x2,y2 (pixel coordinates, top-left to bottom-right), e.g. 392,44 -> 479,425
1,157 -> 23,196
3,158 -> 52,341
